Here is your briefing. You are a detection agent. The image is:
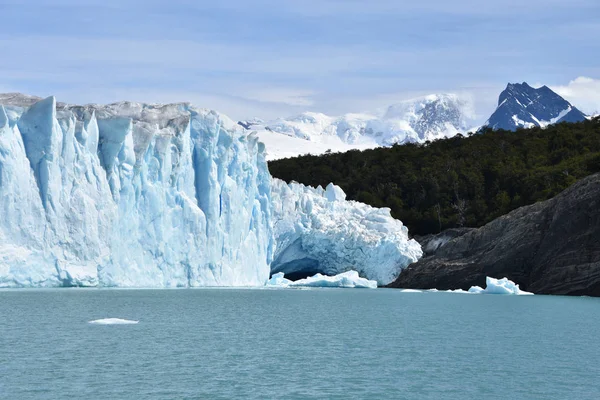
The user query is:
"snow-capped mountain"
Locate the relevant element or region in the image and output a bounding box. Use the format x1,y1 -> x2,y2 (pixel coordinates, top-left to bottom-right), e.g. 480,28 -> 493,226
484,82 -> 588,131
381,94 -> 474,143
240,94 -> 476,159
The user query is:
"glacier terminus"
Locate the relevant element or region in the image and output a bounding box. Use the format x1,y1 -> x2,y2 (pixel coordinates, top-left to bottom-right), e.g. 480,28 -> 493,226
0,94 -> 422,288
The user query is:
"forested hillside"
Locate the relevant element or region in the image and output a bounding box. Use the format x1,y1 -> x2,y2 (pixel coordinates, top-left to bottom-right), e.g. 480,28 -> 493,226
269,118 -> 600,235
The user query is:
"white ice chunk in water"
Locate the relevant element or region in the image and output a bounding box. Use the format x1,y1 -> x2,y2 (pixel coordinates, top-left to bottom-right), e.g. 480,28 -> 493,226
267,271 -> 377,289
88,318 -> 139,325
468,277 -> 533,295
267,272 -> 292,286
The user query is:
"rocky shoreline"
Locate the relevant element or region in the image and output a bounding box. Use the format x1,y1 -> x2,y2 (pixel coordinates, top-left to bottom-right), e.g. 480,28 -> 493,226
390,173 -> 600,296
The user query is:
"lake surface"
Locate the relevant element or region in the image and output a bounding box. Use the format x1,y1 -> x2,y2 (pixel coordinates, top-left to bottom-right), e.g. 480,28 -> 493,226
1,288 -> 599,399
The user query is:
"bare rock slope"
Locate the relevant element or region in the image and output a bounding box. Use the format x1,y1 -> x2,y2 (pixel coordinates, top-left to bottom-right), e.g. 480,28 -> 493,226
390,174 -> 600,296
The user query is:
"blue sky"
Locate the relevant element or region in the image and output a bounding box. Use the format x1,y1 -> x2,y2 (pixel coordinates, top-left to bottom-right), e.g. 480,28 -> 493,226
1,0 -> 599,121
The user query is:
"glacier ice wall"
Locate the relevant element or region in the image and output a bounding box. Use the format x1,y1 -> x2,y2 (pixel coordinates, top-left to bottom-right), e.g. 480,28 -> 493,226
270,179 -> 423,285
1,94 -> 424,288
0,97 -> 273,287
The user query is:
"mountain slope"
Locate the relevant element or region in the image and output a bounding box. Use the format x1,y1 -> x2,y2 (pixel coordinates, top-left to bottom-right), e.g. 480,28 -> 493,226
241,94 -> 476,159
390,173 -> 600,296
485,82 -> 588,131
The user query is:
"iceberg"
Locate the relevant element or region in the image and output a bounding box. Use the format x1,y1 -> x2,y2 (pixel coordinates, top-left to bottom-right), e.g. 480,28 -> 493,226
88,318 -> 139,325
266,271 -> 377,289
468,277 -> 533,295
419,277 -> 533,295
0,96 -> 273,287
399,277 -> 534,295
270,179 -> 423,285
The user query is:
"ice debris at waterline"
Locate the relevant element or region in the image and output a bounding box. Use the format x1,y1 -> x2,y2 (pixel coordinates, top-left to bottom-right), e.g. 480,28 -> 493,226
267,271 -> 377,289
467,277 -> 533,295
270,180 -> 422,286
88,318 -> 139,325
421,277 -> 533,295
0,94 -> 423,288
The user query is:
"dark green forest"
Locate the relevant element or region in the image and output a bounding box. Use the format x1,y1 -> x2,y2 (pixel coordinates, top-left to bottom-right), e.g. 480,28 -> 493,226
269,118 -> 600,236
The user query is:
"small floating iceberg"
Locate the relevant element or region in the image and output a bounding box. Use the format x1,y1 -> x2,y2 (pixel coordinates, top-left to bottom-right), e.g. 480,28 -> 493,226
468,277 -> 533,295
88,318 -> 139,325
419,277 -> 533,295
267,271 -> 377,289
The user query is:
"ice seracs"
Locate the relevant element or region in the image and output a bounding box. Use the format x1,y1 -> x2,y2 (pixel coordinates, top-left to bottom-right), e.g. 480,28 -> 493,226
0,93 -> 424,288
270,179 -> 423,286
0,95 -> 274,287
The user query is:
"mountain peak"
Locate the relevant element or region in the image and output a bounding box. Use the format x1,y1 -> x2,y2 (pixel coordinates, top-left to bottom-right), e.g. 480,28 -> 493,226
506,82 -> 531,89
487,83 -> 587,131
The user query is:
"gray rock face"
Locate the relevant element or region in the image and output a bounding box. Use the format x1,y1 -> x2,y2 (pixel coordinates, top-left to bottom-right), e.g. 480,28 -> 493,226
484,82 -> 588,131
414,228 -> 474,256
391,174 -> 600,296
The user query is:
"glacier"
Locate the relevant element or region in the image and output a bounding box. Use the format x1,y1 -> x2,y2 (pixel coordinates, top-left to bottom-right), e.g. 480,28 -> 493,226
0,94 -> 423,288
0,96 -> 273,287
270,179 -> 423,286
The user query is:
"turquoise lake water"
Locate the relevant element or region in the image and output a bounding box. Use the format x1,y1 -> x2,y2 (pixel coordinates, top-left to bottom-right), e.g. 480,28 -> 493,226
1,288 -> 599,399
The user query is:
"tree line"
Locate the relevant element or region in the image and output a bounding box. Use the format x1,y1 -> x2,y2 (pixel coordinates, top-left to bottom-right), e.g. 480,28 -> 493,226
268,118 -> 600,236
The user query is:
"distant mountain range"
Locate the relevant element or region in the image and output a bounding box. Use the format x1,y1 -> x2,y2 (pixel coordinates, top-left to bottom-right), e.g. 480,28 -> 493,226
240,94 -> 476,159
239,82 -> 590,160
246,94 -> 475,145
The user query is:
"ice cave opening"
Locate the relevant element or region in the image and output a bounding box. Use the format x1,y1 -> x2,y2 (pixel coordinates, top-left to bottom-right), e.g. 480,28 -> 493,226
270,258 -> 323,281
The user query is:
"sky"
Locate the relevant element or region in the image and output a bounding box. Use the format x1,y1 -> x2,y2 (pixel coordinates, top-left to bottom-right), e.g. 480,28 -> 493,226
1,0 -> 599,122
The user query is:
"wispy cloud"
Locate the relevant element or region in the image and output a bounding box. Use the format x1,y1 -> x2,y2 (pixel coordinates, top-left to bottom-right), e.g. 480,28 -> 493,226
0,0 -> 598,121
208,0 -> 599,17
552,77 -> 600,115
238,88 -> 316,107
